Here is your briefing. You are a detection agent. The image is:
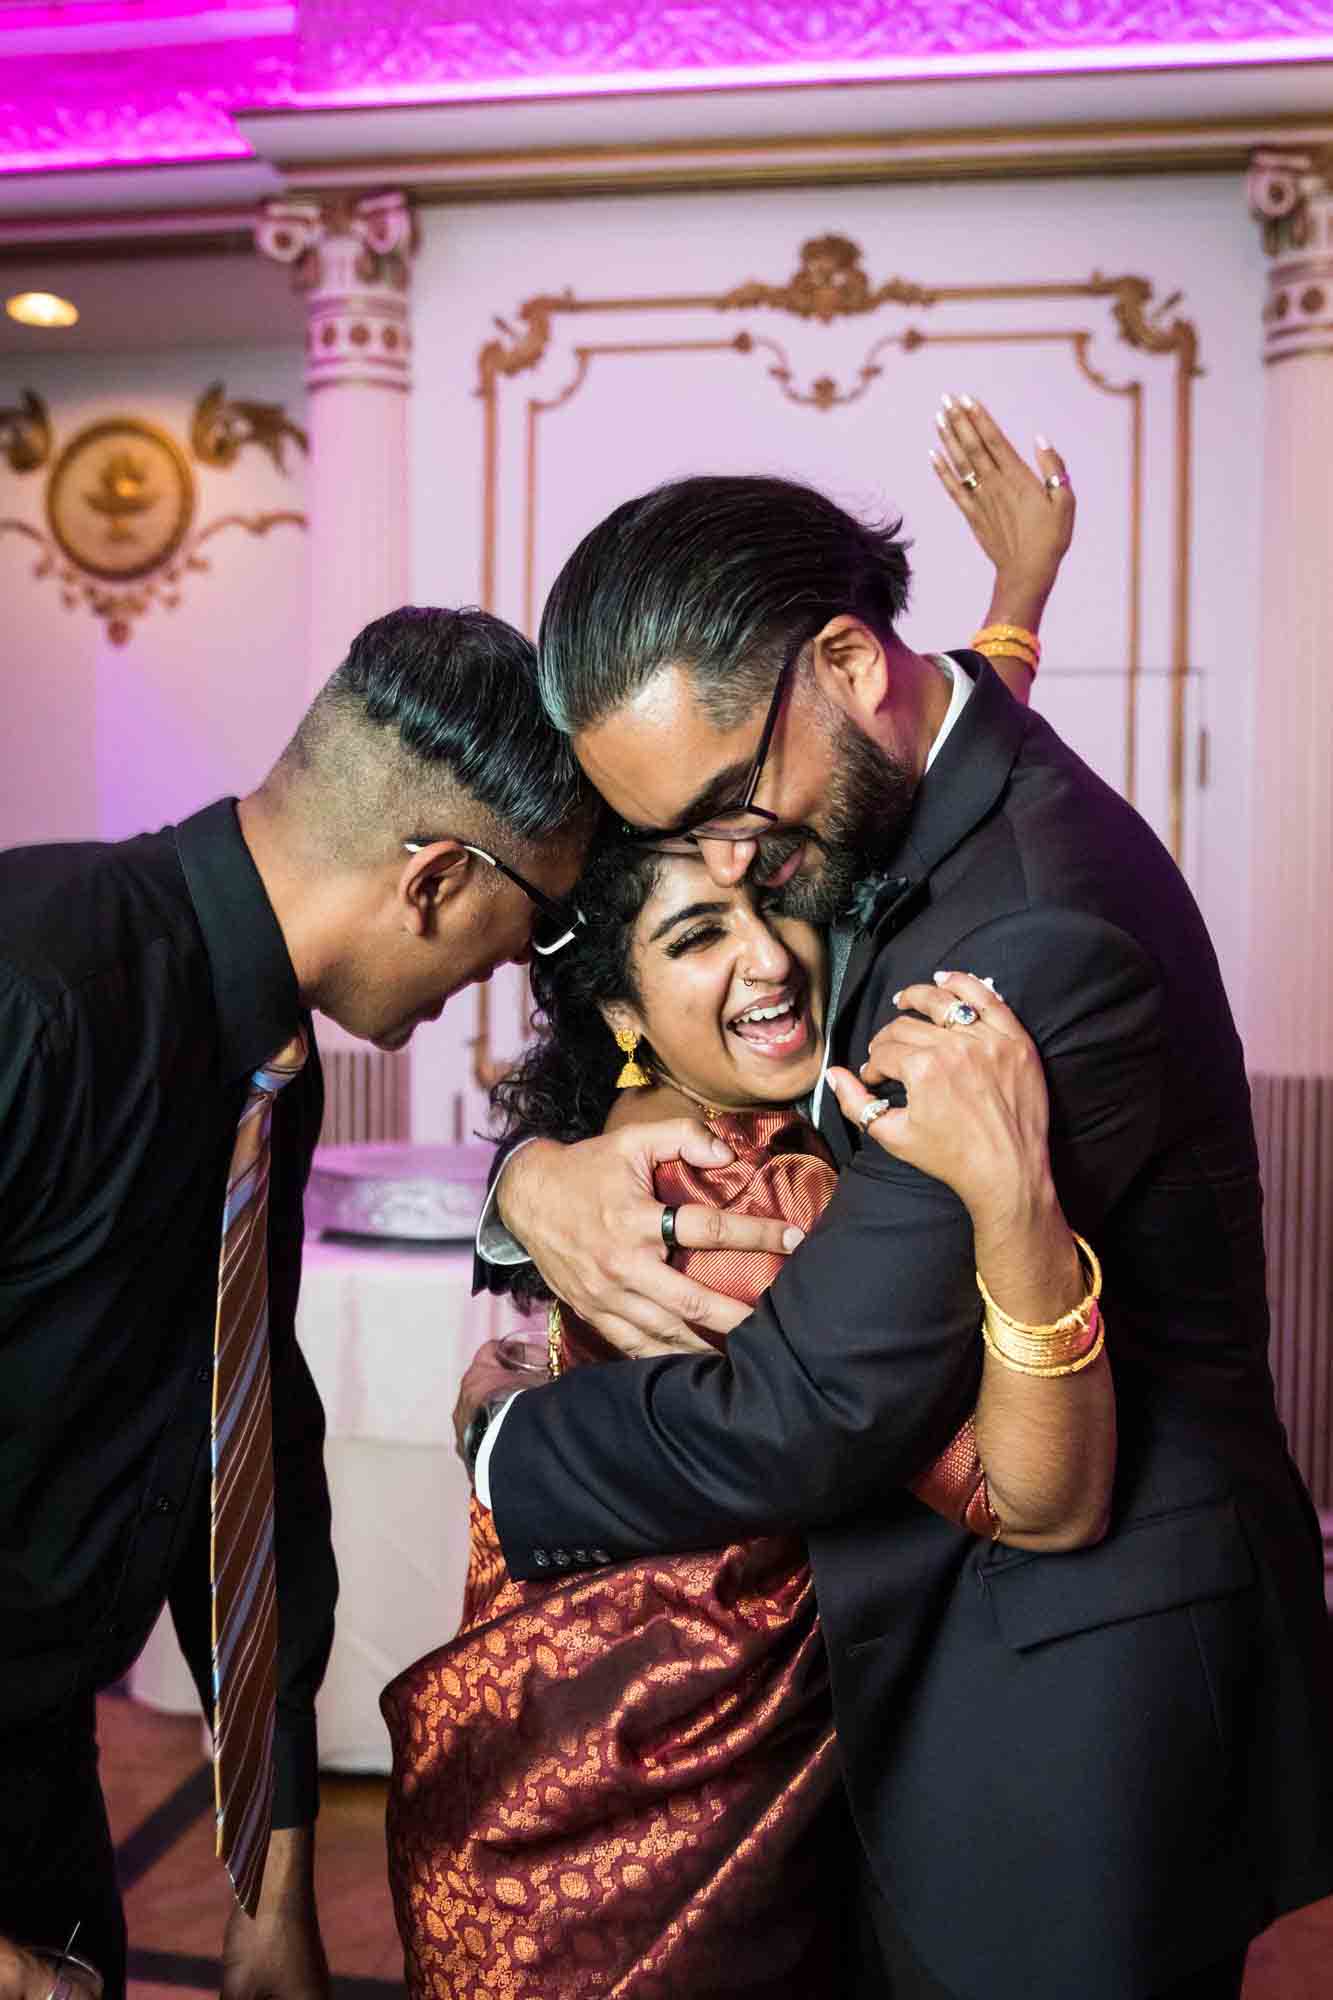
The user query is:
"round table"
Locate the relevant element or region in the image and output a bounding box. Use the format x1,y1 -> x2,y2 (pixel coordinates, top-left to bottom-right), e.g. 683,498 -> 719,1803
127,1233 -> 533,1773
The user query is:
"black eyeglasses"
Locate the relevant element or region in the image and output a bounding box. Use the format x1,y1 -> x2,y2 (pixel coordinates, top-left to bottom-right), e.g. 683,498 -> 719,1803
623,624 -> 816,853
402,840 -> 583,955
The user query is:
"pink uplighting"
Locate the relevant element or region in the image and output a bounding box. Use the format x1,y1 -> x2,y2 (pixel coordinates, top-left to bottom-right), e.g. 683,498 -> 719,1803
4,1 -> 1333,176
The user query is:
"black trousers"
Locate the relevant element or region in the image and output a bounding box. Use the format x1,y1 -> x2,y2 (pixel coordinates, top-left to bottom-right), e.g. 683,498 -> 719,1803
855,1855 -> 1248,1999
0,1696 -> 126,2000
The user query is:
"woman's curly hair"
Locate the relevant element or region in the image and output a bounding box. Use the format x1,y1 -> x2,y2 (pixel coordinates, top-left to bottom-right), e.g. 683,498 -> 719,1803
487,832 -> 664,1308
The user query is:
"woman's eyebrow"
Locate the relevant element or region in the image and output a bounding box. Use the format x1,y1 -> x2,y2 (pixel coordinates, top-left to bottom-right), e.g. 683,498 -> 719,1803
646,900 -> 730,945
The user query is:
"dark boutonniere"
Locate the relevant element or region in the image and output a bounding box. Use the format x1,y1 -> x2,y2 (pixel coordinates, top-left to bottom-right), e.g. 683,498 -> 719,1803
843,871 -> 910,935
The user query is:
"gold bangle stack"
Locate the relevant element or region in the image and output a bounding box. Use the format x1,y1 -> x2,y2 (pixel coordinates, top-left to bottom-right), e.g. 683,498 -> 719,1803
547,1300 -> 565,1379
977,1233 -> 1104,1378
971,623 -> 1040,676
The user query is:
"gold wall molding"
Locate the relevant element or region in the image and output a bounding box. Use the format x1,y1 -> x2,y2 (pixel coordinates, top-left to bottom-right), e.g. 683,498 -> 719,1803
0,381 -> 307,644
471,232 -> 1198,1088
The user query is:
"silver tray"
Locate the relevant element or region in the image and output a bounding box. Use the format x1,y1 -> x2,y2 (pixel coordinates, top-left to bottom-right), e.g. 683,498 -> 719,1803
306,1141 -> 492,1243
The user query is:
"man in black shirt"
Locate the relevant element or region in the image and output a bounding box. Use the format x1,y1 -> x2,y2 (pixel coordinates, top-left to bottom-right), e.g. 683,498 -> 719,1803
0,607 -> 600,2000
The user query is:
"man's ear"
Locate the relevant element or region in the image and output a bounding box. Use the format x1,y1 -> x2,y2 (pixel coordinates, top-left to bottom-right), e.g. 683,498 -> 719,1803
396,840 -> 471,937
810,613 -> 890,722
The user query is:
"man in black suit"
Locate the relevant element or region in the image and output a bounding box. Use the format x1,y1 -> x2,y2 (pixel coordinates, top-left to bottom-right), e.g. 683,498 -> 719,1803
463,428 -> 1333,1996
0,610 -> 603,2000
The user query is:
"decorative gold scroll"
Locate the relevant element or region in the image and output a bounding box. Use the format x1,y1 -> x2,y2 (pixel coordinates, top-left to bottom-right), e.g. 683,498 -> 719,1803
472,233 -> 1198,1087
0,389 -> 51,474
190,381 -> 309,473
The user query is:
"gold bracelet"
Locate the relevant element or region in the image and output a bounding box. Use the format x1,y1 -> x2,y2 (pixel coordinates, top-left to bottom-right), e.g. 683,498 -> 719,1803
983,1296 -> 1101,1372
974,639 -> 1039,674
547,1300 -> 564,1379
972,622 -> 1042,658
983,1304 -> 1106,1379
977,1233 -> 1102,1334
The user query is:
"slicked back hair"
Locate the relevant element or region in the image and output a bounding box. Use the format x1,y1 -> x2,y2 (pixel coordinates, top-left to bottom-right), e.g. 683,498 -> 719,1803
279,606 -> 587,861
536,475 -> 911,738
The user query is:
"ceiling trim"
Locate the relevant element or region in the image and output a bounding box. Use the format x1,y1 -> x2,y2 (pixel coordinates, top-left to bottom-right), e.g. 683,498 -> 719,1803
3,109 -> 1331,254
286,111 -> 1333,204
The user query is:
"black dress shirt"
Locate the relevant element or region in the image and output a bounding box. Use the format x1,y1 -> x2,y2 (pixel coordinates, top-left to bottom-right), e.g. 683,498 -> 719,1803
0,798 -> 336,1825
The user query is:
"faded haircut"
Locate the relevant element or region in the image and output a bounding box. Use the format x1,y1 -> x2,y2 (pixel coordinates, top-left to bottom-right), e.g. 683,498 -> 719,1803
275,606 -> 587,862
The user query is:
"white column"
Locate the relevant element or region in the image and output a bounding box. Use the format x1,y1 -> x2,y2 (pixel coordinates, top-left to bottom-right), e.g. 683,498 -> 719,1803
255,191 -> 417,1134
257,191 -> 416,696
1245,150 -> 1333,1525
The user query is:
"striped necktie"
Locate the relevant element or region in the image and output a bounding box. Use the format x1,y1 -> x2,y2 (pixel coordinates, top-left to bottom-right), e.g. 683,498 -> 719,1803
211,1026 -> 308,1915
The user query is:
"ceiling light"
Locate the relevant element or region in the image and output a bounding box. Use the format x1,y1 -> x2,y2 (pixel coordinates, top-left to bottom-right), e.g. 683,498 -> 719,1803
5,291 -> 80,329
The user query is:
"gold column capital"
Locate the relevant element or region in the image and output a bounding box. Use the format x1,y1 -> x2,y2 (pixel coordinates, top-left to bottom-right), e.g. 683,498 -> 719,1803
255,191 -> 417,391
1247,148 -> 1333,366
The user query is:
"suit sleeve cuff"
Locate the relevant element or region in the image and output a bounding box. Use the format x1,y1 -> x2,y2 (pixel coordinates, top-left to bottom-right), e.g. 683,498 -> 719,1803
272,1711 -> 320,1828
474,1391 -> 521,1510
475,1137 -> 539,1268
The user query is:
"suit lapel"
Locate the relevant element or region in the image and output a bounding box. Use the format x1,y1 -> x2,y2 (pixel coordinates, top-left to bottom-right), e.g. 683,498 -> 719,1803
819,657 -> 1029,1165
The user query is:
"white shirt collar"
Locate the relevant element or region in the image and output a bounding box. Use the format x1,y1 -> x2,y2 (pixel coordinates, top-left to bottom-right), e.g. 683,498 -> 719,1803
924,652 -> 974,773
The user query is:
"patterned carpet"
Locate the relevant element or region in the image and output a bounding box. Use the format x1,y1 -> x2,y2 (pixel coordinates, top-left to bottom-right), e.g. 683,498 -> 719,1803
102,1691 -> 404,1999
103,1687 -> 1333,1999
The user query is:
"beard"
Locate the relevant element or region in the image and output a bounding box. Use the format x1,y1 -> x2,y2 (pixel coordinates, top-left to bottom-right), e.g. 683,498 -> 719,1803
756,707 -> 918,926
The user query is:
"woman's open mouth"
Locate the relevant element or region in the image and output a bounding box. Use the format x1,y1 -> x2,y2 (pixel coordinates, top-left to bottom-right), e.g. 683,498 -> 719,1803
727,978 -> 815,1062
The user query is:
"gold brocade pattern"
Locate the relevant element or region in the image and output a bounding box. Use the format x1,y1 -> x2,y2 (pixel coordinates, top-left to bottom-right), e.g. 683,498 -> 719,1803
383,1109 -> 994,1995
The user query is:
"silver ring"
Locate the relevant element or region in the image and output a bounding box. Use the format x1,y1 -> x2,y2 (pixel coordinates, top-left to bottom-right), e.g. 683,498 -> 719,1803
1044,471 -> 1070,493
943,1000 -> 979,1029
858,1097 -> 892,1132
660,1204 -> 679,1251
960,470 -> 980,491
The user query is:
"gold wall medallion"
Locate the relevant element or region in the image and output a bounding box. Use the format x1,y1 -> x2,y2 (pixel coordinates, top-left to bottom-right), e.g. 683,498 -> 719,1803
1,383 -> 306,643
46,417 -> 196,583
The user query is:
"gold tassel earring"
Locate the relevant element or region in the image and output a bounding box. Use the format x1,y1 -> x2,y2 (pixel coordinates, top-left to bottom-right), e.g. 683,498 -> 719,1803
614,1027 -> 651,1090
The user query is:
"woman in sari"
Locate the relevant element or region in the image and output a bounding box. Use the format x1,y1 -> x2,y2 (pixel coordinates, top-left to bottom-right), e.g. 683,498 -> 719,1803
383,425 -> 1102,1997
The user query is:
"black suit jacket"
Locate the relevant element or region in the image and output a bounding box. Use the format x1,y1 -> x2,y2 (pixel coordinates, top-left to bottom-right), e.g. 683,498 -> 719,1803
484,662 -> 1333,1998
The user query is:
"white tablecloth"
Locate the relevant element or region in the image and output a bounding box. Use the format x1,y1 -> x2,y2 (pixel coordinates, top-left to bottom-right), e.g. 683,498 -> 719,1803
127,1234 -> 533,1773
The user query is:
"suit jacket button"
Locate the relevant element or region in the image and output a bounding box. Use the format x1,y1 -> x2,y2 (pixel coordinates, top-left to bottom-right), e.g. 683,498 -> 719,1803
590,1547 -> 612,1565
533,1548 -> 551,1568
571,1548 -> 589,1564
552,1548 -> 572,1568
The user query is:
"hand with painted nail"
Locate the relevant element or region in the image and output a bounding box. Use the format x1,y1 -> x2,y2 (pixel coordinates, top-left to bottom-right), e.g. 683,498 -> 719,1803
930,394 -> 1076,656
827,969 -> 1058,1231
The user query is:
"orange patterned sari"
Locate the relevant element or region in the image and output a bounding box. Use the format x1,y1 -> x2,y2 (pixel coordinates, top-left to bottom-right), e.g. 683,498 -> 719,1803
382,1108 -> 996,1999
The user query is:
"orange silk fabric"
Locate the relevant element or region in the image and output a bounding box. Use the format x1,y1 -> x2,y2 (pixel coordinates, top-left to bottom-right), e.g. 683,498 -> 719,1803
658,1109 -> 995,1539
382,1107 -> 992,1999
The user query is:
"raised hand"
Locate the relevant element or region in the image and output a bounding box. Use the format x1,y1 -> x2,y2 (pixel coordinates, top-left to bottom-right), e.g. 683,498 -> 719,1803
932,394 -> 1075,638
